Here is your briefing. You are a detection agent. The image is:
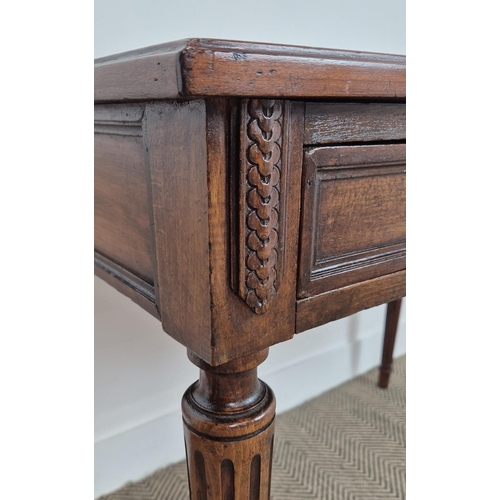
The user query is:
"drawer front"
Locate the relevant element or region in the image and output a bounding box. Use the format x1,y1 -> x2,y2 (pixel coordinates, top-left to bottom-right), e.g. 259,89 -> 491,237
298,143 -> 406,298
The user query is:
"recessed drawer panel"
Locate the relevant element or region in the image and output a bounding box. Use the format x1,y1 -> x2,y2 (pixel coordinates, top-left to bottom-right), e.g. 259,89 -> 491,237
298,144 -> 406,298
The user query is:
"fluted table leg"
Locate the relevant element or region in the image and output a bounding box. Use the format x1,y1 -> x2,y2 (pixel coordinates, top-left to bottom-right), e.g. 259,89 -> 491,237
182,349 -> 275,500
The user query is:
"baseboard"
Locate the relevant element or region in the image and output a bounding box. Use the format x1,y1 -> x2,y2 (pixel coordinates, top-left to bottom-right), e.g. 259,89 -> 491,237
94,317 -> 405,498
265,318 -> 406,414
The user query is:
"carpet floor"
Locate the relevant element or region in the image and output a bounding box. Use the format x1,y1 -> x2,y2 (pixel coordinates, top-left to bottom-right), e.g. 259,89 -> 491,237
98,356 -> 406,500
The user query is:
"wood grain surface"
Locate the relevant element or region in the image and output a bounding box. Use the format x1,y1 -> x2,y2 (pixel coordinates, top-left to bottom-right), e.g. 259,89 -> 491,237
296,271 -> 406,333
298,144 -> 406,297
304,102 -> 406,145
95,38 -> 405,101
94,104 -> 155,284
145,100 -> 213,362
183,350 -> 275,500
94,38 -> 406,500
205,100 -> 305,365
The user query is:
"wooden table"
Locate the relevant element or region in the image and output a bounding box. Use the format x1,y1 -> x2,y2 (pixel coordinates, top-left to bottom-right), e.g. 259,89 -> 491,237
94,38 -> 406,500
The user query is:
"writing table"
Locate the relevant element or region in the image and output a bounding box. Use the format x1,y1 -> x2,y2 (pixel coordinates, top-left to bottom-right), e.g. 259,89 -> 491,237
94,38 -> 406,500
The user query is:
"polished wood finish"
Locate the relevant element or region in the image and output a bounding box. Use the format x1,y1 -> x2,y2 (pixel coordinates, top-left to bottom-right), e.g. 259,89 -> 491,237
94,252 -> 159,319
296,270 -> 406,333
146,100 -> 213,361
95,38 -> 406,102
182,350 -> 275,500
379,299 -> 403,388
94,104 -> 155,283
304,102 -> 406,145
236,99 -> 284,315
94,39 -> 187,102
203,98 -> 305,365
298,144 -> 406,297
94,38 -> 406,500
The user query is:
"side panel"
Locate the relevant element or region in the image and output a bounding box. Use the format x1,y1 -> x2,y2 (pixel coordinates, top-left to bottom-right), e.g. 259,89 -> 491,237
94,104 -> 159,317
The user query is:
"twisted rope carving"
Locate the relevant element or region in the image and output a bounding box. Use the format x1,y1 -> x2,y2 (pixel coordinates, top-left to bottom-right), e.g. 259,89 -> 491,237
244,99 -> 282,314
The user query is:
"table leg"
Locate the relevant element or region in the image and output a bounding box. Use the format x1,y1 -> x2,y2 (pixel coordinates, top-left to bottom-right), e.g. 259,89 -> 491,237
378,298 -> 402,388
182,349 -> 275,500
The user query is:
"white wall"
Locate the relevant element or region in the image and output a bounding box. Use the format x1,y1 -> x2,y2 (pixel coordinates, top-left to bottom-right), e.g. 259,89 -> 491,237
94,1 -> 406,497
95,0 -> 405,59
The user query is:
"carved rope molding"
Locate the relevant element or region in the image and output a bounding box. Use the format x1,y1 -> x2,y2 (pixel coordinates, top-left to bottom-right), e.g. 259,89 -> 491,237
239,99 -> 284,314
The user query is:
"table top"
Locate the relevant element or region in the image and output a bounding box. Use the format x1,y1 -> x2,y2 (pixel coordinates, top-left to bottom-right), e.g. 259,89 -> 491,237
94,38 -> 406,102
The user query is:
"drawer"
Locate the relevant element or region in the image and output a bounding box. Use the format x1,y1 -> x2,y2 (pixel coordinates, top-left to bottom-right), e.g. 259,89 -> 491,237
297,143 -> 406,299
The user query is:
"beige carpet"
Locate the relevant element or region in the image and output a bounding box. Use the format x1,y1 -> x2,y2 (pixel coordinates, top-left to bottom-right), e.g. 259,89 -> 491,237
98,356 -> 406,500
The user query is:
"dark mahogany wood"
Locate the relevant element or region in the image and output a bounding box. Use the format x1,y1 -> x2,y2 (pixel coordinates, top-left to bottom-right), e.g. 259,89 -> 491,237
379,299 -> 403,388
95,38 -> 405,102
94,252 -> 159,319
145,100 -> 213,362
204,99 -> 304,366
94,38 -> 406,500
296,270 -> 406,333
183,349 -> 275,500
94,104 -> 155,283
298,144 -> 406,298
304,102 -> 406,145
